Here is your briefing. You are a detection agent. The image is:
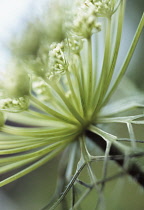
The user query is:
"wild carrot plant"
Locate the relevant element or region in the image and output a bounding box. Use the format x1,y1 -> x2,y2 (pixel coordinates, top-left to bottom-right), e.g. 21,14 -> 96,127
0,0 -> 144,209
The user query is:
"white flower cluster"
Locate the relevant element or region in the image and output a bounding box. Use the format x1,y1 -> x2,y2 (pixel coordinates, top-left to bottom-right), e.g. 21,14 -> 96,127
90,0 -> 120,17
73,1 -> 102,38
0,96 -> 29,112
67,36 -> 83,54
47,42 -> 68,79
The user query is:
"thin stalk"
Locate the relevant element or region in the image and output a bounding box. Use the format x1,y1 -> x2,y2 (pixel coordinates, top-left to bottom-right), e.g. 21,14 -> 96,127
0,135 -> 75,155
71,188 -> 91,210
103,12 -> 144,106
0,141 -> 70,174
1,125 -> 77,137
71,171 -> 125,210
0,142 -> 69,165
78,53 -> 85,96
92,33 -> 99,99
127,123 -> 136,149
100,141 -> 111,191
47,164 -> 86,210
0,146 -> 65,187
0,141 -> 60,155
73,60 -> 87,118
86,38 -> 93,116
45,80 -> 85,124
86,130 -> 144,188
30,95 -> 78,125
65,71 -> 80,111
98,0 -> 125,110
88,124 -> 130,153
92,17 -> 112,118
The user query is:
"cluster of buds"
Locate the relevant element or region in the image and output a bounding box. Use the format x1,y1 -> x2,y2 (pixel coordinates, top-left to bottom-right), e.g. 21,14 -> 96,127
72,1 -> 101,38
47,42 -> 68,80
66,35 -> 83,54
0,96 -> 29,112
91,0 -> 119,17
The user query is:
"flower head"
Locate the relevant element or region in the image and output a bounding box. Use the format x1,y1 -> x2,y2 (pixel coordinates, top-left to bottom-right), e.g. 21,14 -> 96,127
91,0 -> 120,17
72,1 -> 102,38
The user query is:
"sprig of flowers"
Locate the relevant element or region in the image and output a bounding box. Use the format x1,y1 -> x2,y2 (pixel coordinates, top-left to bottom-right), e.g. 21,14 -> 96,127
0,0 -> 144,209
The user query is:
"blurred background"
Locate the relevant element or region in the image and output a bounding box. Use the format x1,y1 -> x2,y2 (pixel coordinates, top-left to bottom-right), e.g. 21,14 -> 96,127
0,0 -> 144,209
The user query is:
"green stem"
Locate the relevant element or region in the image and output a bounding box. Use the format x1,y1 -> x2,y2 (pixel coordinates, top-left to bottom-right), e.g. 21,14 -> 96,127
45,79 -> 85,125
103,12 -> 144,106
73,59 -> 86,118
30,95 -> 77,125
92,17 -> 112,118
127,123 -> 136,149
0,145 -> 66,187
86,38 -> 93,117
107,0 -> 125,87
65,71 -> 81,113
86,130 -> 144,188
97,0 -> 125,111
2,125 -> 76,137
88,125 -> 130,153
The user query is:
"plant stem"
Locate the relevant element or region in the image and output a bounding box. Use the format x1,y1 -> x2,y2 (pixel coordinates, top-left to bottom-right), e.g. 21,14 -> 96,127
86,130 -> 144,188
92,17 -> 112,118
30,95 -> 77,125
103,12 -> 144,106
97,0 -> 125,111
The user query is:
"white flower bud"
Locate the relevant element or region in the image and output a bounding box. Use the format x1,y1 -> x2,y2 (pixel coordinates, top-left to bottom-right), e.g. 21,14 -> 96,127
72,1 -> 101,38
47,42 -> 68,80
67,36 -> 83,54
93,0 -> 120,17
0,96 -> 29,112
